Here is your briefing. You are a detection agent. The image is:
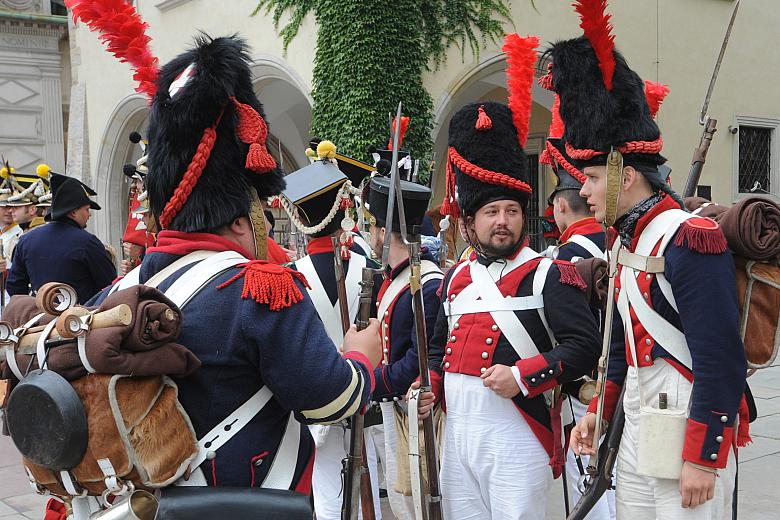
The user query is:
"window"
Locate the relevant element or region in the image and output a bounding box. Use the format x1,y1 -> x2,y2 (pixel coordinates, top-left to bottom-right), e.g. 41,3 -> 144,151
738,126 -> 772,194
732,116 -> 780,199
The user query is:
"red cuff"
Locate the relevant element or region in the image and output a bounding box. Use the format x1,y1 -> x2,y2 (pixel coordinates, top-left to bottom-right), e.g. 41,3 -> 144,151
343,351 -> 376,393
586,380 -> 622,423
515,355 -> 562,398
682,416 -> 734,469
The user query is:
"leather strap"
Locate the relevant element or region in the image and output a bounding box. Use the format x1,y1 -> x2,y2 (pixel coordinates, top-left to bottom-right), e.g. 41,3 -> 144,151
261,412 -> 301,490
617,249 -> 665,274
533,258 -> 556,347
35,320 -> 56,371
377,260 -> 443,323
6,313 -> 44,380
158,251 -> 247,307
445,294 -> 543,316
111,250 -> 216,295
568,234 -> 607,261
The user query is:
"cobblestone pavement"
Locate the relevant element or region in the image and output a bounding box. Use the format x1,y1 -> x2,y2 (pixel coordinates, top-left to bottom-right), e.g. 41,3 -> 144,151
2,364 -> 778,519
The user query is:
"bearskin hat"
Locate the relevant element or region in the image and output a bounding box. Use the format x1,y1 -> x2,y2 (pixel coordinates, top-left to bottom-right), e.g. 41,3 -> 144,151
447,102 -> 531,217
146,35 -> 284,233
543,1 -> 664,170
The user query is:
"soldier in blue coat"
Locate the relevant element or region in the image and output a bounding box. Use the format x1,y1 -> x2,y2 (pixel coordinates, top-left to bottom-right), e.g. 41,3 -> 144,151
364,175 -> 443,518
547,5 -> 749,518
278,140 -> 384,519
90,36 -> 382,500
7,173 -> 116,303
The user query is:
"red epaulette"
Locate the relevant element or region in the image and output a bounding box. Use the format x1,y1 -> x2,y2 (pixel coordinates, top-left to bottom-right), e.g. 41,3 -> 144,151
216,261 -> 311,311
553,259 -> 587,292
674,217 -> 728,255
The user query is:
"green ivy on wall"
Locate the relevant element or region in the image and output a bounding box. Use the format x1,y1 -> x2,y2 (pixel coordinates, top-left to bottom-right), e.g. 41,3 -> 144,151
253,0 -> 511,183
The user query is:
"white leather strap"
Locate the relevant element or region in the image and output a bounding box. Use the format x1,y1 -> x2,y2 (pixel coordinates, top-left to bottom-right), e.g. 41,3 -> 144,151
296,255 -> 343,345
110,250 -> 217,295
567,234 -> 606,260
191,386 -> 274,470
76,335 -> 96,374
161,251 -> 248,308
617,249 -> 665,273
35,320 -> 57,370
59,470 -> 85,497
6,313 -> 44,380
378,260 -> 443,322
445,294 -> 544,316
469,260 -> 541,361
344,254 -> 366,323
261,412 -> 301,490
407,387 -> 424,520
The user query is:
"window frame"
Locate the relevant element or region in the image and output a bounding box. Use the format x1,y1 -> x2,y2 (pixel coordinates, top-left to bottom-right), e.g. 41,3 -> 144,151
732,115 -> 780,201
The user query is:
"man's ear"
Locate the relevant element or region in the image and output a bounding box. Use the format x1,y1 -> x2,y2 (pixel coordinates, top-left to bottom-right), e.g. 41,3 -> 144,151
229,216 -> 251,236
555,196 -> 566,215
622,165 -> 639,191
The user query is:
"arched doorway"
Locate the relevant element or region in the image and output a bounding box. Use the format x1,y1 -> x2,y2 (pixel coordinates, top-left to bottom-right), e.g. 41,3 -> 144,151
431,53 -> 555,252
92,94 -> 149,253
251,55 -> 313,250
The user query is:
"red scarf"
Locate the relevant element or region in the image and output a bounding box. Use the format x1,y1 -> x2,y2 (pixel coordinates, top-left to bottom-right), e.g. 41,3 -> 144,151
559,217 -> 603,244
148,230 -> 256,259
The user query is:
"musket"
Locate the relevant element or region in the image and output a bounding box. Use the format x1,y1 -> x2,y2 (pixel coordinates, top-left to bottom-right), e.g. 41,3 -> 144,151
0,238 -> 5,314
437,216 -> 450,269
386,102 -> 443,520
683,0 -> 740,199
335,237 -> 376,520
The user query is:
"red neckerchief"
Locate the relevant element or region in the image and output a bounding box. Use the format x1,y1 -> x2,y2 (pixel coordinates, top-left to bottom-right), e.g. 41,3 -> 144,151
148,230 -> 256,259
306,236 -> 334,255
624,194 -> 680,252
559,217 -> 603,244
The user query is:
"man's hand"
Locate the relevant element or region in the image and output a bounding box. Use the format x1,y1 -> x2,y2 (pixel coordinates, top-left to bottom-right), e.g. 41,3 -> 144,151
0,258 -> 7,272
122,242 -> 143,260
406,380 -> 436,420
342,318 -> 382,368
679,461 -> 716,509
571,412 -> 598,457
480,364 -> 521,398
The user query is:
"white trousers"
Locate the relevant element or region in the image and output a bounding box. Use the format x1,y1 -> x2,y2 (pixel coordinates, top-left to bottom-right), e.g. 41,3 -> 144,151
616,362 -> 736,520
309,424 -> 382,520
378,401 -> 416,520
440,372 -> 552,519
566,397 -> 616,520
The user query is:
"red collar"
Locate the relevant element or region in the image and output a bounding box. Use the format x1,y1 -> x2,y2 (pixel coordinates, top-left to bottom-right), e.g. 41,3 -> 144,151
559,217 -> 603,244
148,230 -> 256,259
306,236 -> 335,255
625,194 -> 681,251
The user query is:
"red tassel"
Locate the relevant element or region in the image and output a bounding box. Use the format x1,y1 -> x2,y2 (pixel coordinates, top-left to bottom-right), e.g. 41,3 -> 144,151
555,260 -> 588,291
231,97 -> 277,174
475,105 -> 492,131
216,261 -> 310,311
440,157 -> 460,219
339,197 -> 354,210
674,219 -> 728,255
644,80 -> 670,119
737,395 -> 752,447
247,142 -> 276,173
549,398 -> 565,479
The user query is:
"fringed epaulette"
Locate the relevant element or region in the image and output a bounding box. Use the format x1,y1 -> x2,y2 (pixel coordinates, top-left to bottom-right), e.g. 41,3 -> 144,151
217,261 -> 311,311
554,260 -> 588,292
674,217 -> 728,255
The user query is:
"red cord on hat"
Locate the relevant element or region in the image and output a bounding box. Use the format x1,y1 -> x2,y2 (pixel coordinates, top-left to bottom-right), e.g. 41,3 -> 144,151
231,97 -> 277,173
160,121 -> 219,229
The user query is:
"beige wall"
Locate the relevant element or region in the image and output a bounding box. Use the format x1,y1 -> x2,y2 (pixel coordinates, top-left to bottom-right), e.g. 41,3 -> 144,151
70,0 -> 780,244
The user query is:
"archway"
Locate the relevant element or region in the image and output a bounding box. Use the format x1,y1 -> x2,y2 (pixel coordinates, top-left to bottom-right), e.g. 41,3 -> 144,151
92,94 -> 149,252
431,53 -> 555,252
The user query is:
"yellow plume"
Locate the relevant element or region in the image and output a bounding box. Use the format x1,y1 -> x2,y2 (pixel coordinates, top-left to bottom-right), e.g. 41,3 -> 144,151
316,140 -> 337,160
36,163 -> 51,178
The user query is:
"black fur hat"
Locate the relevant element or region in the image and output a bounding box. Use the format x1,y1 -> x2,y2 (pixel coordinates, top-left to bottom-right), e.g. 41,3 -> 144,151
147,35 -> 284,233
446,102 -> 531,217
547,36 -> 662,169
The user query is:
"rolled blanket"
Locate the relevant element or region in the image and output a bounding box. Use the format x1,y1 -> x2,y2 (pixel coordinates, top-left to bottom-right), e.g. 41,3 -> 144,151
717,197 -> 780,263
683,197 -> 728,219
0,287 -> 200,382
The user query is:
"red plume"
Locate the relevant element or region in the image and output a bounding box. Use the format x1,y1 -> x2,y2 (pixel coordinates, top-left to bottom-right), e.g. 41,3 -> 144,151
574,0 -> 616,91
548,95 -> 565,139
644,80 -> 670,118
66,0 -> 159,99
387,116 -> 410,150
503,34 -> 540,148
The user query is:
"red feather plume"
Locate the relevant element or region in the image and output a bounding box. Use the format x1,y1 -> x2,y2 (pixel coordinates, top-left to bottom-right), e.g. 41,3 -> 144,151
503,34 -> 540,148
387,116 -> 410,150
574,0 -> 616,91
644,80 -> 670,118
66,0 -> 159,99
548,95 -> 565,139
